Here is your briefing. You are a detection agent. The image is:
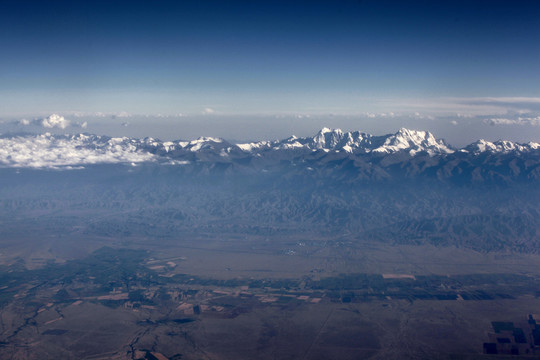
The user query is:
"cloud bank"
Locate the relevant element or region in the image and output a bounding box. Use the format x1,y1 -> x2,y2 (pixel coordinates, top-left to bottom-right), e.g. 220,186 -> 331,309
17,114 -> 90,130
0,134 -> 156,169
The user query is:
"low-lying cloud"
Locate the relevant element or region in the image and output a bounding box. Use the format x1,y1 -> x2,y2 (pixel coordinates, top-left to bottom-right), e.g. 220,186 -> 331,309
0,134 -> 156,169
17,114 -> 89,130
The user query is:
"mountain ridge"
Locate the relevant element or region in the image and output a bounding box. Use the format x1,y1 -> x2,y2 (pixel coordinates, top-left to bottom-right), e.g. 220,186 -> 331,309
1,128 -> 539,170
1,128 -> 540,253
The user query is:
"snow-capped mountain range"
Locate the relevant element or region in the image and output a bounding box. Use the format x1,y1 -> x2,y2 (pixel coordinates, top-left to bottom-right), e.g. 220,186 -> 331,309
0,128 -> 539,169
2,129 -> 540,253
235,127 -> 455,155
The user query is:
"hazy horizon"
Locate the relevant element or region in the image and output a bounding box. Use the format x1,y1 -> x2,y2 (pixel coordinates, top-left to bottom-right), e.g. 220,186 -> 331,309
2,2 -> 540,359
1,1 -> 539,145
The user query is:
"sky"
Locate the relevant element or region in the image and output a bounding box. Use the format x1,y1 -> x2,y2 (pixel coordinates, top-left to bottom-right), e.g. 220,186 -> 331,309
1,0 -> 539,145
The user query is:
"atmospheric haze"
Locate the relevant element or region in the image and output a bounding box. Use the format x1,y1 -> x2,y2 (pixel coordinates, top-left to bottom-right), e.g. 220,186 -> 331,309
1,1 -> 540,359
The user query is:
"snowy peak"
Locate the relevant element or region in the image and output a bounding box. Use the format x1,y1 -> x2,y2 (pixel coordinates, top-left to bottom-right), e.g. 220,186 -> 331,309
0,129 -> 538,169
142,136 -> 230,153
311,127 -> 344,149
183,136 -> 227,152
266,128 -> 452,155
464,139 -> 540,154
373,128 -> 454,155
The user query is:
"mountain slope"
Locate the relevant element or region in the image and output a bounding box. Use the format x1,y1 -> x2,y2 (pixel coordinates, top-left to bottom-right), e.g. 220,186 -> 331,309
1,129 -> 538,183
1,128 -> 540,253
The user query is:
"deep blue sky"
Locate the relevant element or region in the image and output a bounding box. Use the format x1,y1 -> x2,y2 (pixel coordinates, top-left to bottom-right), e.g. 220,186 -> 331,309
1,0 -> 540,143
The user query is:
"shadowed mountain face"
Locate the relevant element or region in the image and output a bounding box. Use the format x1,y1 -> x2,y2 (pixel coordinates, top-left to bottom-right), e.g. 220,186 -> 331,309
1,128 -> 540,253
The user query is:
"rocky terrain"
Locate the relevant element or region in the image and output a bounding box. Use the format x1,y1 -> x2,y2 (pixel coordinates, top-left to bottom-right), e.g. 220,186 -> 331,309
1,128 -> 539,253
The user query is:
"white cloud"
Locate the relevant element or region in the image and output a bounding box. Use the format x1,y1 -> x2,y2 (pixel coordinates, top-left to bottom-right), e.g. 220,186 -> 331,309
453,97 -> 540,114
116,111 -> 131,118
202,108 -> 215,115
408,112 -> 434,120
363,112 -> 398,119
0,134 -> 156,169
17,115 -> 89,129
68,111 -> 85,118
381,97 -> 540,117
484,116 -> 540,126
450,120 -> 458,126
41,114 -> 70,129
468,97 -> 540,105
484,118 -> 515,126
111,111 -> 132,119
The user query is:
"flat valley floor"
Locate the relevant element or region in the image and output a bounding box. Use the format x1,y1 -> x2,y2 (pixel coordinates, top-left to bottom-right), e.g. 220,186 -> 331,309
1,232 -> 540,359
